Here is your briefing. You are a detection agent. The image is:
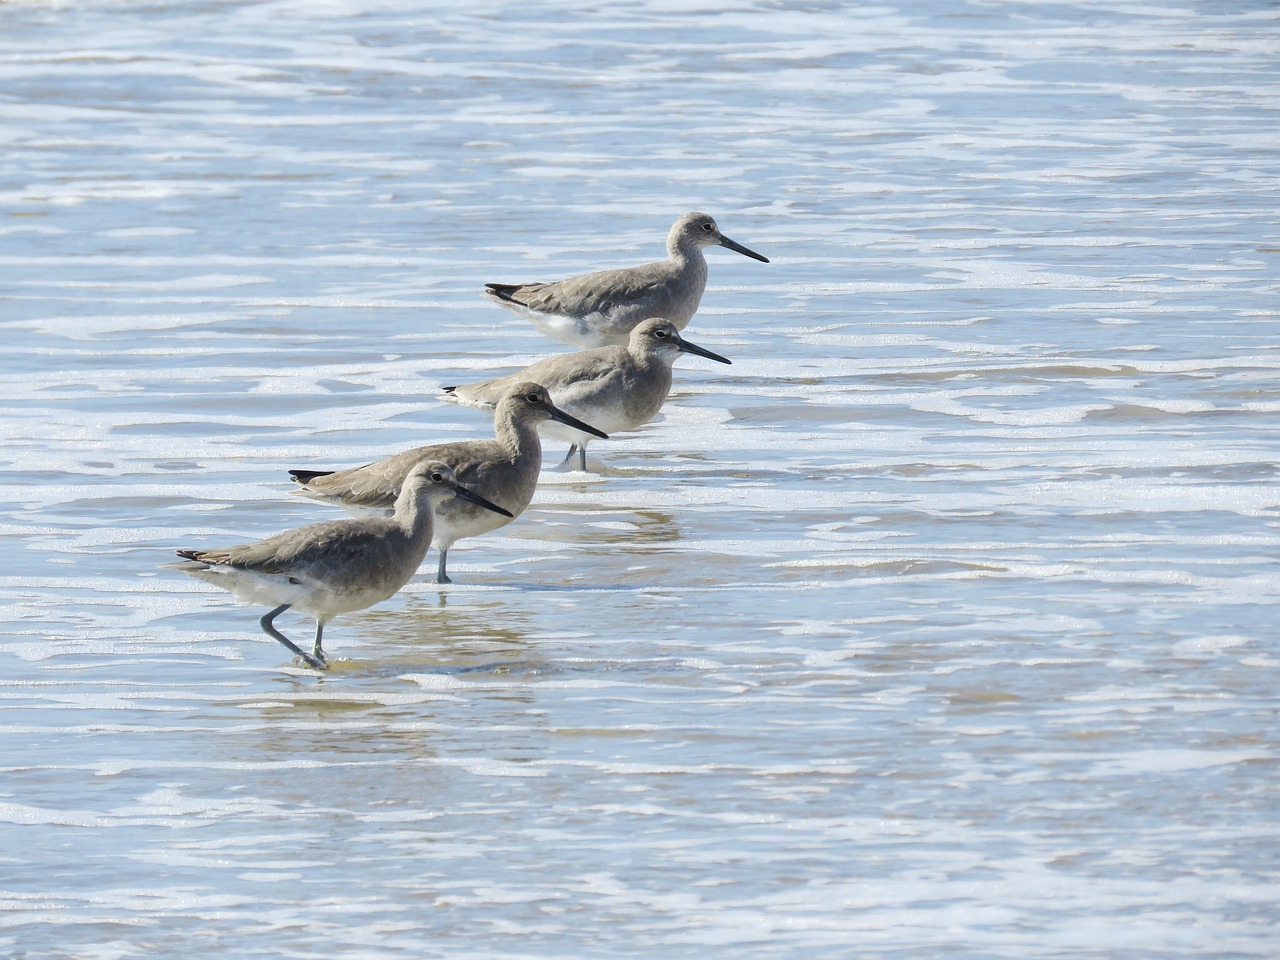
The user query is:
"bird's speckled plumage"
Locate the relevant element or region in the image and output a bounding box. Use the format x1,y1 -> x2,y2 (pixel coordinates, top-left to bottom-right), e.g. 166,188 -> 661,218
287,382 -> 606,583
167,461 -> 511,669
441,318 -> 731,471
484,212 -> 767,348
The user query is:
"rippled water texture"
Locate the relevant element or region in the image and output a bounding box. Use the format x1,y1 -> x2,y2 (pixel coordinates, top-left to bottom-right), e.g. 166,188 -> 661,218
2,1 -> 1278,957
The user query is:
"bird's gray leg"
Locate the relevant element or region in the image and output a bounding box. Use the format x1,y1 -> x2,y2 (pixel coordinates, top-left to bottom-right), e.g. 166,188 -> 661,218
555,445 -> 586,471
259,603 -> 326,671
436,547 -> 452,585
311,618 -> 328,666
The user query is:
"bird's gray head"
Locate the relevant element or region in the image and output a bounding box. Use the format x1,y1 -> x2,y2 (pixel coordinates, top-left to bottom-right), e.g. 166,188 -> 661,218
499,381 -> 559,423
671,212 -> 769,263
402,460 -> 464,502
631,318 -> 684,354
630,317 -> 732,366
673,212 -> 723,250
402,460 -> 513,517
499,381 -> 609,439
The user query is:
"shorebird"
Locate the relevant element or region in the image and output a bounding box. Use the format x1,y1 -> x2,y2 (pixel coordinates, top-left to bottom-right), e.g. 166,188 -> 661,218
483,212 -> 767,348
441,318 -> 730,471
286,383 -> 607,584
167,461 -> 511,670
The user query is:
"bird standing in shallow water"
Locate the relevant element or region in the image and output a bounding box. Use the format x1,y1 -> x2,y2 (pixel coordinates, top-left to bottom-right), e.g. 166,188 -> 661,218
167,461 -> 511,671
442,319 -> 730,472
286,383 -> 607,584
483,212 -> 768,349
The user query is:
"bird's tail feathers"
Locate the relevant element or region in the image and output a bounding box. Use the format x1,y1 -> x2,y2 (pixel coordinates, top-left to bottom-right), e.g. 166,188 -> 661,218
483,283 -> 524,303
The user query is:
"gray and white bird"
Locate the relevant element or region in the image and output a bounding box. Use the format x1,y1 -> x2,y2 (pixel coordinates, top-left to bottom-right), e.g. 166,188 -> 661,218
483,212 -> 767,348
286,383 -> 607,584
441,318 -> 730,472
167,460 -> 511,670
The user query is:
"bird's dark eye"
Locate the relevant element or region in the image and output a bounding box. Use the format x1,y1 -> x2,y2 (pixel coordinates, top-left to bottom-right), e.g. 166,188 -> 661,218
701,222 -> 714,231
431,472 -> 445,482
525,393 -> 542,404
655,329 -> 669,338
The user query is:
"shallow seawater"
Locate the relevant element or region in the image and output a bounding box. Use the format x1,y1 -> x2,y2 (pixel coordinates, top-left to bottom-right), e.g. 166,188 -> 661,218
1,1 -> 1278,957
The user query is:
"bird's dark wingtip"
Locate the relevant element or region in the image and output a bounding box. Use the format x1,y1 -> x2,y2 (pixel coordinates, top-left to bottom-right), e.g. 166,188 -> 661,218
483,283 -> 522,303
288,469 -> 335,485
176,549 -> 202,561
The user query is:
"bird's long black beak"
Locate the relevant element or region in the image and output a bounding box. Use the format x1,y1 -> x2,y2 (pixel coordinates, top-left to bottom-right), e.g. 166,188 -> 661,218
450,481 -> 514,517
718,234 -> 769,263
547,402 -> 609,439
675,335 -> 732,365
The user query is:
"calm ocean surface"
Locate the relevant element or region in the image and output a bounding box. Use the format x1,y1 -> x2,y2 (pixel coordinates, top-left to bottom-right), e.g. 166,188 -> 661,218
1,1 -> 1277,957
